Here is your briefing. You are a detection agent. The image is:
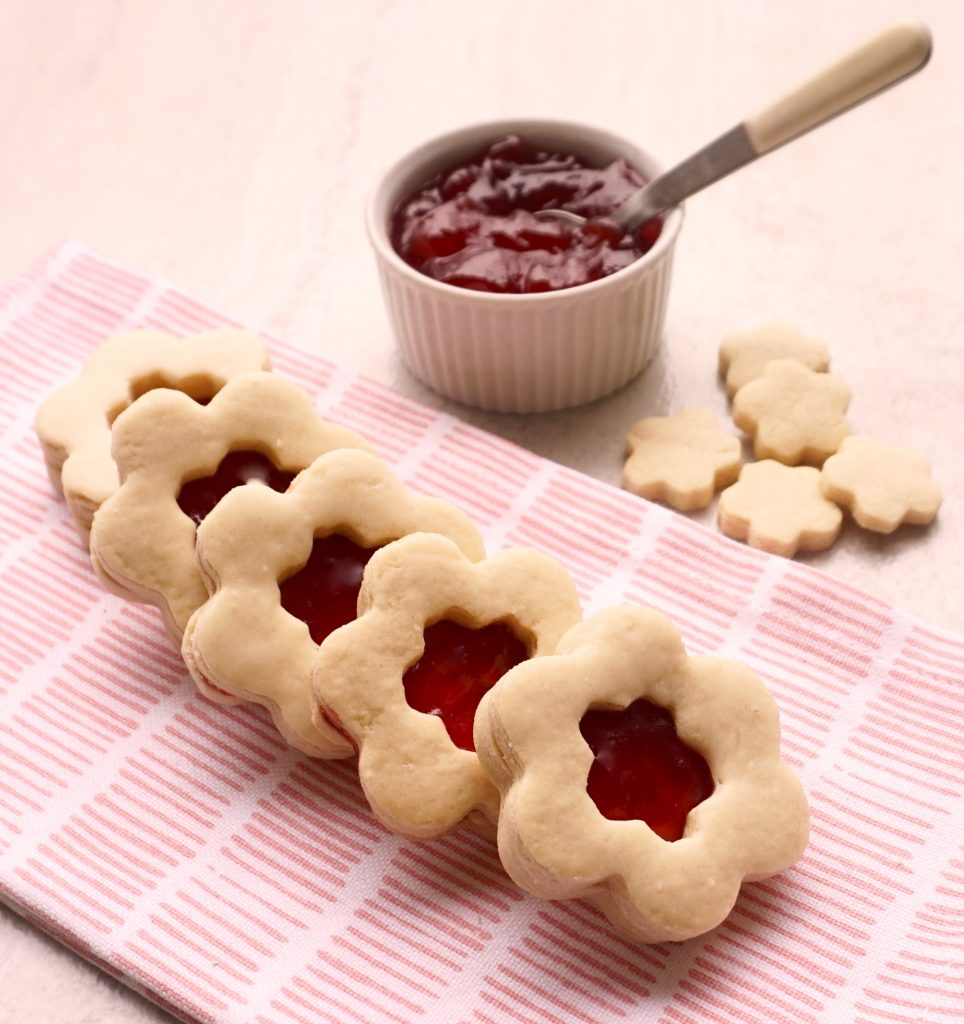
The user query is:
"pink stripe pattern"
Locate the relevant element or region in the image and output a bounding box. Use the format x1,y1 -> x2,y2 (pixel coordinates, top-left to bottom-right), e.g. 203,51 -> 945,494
0,241 -> 961,1024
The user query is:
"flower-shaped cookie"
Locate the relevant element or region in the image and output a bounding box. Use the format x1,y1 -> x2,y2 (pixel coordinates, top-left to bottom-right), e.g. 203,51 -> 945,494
622,409 -> 741,511
732,359 -> 850,465
35,329 -> 270,534
474,605 -> 809,944
821,435 -> 942,533
89,372 -> 371,642
310,533 -> 582,839
718,460 -> 842,557
718,320 -> 830,397
181,451 -> 485,757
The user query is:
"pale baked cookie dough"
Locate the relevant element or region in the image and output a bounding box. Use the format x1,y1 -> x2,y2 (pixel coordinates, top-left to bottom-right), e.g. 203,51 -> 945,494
89,372 -> 372,642
732,359 -> 851,465
719,320 -> 830,397
622,409 -> 741,511
821,436 -> 942,533
35,329 -> 270,535
474,606 -> 808,944
718,460 -> 842,557
182,451 -> 485,758
310,533 -> 582,839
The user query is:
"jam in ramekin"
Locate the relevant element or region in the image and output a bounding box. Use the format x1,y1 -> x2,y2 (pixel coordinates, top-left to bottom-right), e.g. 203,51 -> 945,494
391,135 -> 662,294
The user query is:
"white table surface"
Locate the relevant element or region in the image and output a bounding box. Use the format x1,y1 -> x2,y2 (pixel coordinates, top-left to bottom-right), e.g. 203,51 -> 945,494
1,1 -> 961,1020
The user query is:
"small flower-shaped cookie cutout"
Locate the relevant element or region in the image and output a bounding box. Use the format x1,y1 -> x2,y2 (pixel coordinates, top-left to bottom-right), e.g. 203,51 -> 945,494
718,460 -> 842,557
310,533 -> 582,839
622,409 -> 741,511
89,372 -> 372,642
821,435 -> 942,533
474,606 -> 809,944
35,329 -> 270,534
732,358 -> 851,465
181,450 -> 485,758
718,319 -> 830,397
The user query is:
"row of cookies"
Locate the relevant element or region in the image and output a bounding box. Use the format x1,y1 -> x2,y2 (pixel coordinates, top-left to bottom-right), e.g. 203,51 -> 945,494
622,320 -> 942,556
36,329 -> 808,944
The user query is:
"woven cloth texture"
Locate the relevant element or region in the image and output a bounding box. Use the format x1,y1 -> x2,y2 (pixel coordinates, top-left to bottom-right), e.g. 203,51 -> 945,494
1,242 -> 961,1024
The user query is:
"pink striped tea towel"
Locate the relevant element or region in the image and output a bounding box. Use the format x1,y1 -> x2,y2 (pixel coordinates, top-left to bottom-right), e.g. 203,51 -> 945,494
1,241 -> 962,1024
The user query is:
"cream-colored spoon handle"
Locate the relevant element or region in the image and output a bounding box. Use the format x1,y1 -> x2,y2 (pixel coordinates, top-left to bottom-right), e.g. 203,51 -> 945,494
746,20 -> 932,154
583,19 -> 933,232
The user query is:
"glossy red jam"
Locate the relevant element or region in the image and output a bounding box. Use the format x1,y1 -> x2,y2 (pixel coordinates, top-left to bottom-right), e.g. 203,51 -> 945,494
176,450 -> 296,526
579,698 -> 714,841
403,619 -> 528,751
391,135 -> 662,294
279,534 -> 380,644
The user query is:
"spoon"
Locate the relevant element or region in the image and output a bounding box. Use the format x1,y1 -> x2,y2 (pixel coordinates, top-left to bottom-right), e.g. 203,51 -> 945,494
537,20 -> 932,233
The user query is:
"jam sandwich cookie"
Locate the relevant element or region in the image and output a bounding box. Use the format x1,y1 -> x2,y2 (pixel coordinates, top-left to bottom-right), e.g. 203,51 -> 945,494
718,320 -> 830,398
181,451 -> 485,758
622,409 -> 741,511
732,359 -> 851,466
718,460 -> 843,557
35,328 -> 270,535
89,372 -> 371,642
474,605 -> 809,944
310,533 -> 582,839
821,435 -> 942,533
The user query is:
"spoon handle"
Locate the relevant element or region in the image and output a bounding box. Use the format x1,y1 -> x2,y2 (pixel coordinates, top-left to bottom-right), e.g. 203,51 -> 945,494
747,19 -> 931,152
612,20 -> 932,231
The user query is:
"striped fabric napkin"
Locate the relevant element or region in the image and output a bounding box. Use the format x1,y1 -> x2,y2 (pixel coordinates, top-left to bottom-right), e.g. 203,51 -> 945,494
1,241 -> 962,1024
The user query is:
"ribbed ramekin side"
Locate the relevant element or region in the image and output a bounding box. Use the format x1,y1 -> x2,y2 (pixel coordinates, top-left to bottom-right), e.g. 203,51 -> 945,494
375,235 -> 676,413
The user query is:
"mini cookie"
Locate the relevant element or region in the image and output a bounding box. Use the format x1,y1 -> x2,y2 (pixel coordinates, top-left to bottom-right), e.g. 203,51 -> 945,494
181,451 -> 485,757
622,409 -> 741,511
89,372 -> 372,642
35,329 -> 270,534
474,605 -> 809,944
718,460 -> 842,557
820,435 -> 942,533
310,533 -> 582,839
718,320 -> 830,397
732,359 -> 850,465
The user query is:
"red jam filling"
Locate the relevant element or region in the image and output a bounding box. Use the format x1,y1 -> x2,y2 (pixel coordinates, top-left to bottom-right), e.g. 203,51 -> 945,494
278,534 -> 380,645
579,698 -> 714,842
176,450 -> 296,526
391,134 -> 662,294
403,619 -> 528,751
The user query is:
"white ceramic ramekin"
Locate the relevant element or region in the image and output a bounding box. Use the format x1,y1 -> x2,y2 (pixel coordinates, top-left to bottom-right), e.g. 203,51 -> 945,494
366,119 -> 683,414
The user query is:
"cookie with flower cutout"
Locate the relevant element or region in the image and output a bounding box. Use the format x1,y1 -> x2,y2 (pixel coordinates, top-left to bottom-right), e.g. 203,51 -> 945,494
89,372 -> 372,643
310,532 -> 582,839
820,435 -> 942,533
181,451 -> 485,757
732,358 -> 851,466
36,329 -> 270,535
622,409 -> 741,511
474,605 -> 809,944
718,460 -> 842,557
718,319 -> 830,397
